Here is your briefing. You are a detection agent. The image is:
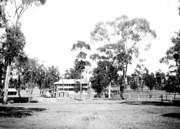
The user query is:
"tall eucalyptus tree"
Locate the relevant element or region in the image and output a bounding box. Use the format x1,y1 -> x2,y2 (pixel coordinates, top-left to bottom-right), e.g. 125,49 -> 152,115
91,16 -> 156,99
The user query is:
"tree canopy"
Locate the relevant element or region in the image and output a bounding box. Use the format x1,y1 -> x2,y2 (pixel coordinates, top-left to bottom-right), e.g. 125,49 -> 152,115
90,16 -> 156,98
90,60 -> 118,96
71,41 -> 91,79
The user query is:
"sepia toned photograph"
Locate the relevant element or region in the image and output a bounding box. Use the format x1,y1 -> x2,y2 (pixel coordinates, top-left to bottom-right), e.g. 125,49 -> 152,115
0,0 -> 180,129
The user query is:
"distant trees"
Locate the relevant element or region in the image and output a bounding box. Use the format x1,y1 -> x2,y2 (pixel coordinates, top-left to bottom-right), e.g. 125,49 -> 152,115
64,68 -> 81,79
134,64 -> 148,90
128,69 -> 166,91
21,58 -> 59,89
66,41 -> 91,79
71,41 -> 91,79
46,66 -> 60,88
143,72 -> 156,91
91,16 -> 156,99
129,74 -> 139,90
155,71 -> 166,90
10,57 -> 59,100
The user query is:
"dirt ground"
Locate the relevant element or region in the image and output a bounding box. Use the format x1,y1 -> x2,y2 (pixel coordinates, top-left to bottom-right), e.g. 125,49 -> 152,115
0,99 -> 180,129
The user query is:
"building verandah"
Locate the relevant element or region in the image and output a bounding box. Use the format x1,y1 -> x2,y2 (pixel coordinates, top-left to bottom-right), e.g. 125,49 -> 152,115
53,79 -> 89,98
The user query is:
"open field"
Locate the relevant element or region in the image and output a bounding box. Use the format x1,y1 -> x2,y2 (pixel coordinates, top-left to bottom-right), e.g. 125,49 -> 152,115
0,99 -> 180,129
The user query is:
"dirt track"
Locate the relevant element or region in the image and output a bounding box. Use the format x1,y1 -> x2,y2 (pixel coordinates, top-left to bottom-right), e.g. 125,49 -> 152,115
0,99 -> 180,129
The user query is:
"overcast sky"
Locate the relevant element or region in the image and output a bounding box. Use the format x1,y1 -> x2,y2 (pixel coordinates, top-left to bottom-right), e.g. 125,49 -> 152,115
20,0 -> 180,74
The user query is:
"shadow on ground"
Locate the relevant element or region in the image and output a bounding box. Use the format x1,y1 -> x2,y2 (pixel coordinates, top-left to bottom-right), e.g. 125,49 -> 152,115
0,97 -> 29,103
0,106 -> 46,118
0,97 -> 39,103
121,101 -> 180,106
162,113 -> 180,120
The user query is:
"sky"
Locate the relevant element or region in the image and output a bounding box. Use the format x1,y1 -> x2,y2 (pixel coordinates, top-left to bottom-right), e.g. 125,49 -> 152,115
20,0 -> 180,74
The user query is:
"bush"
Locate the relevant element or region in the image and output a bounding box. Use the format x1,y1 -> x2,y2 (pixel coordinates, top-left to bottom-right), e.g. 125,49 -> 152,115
130,79 -> 138,90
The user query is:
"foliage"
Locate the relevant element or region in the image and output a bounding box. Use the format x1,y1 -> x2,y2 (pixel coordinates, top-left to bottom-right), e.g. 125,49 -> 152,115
10,53 -> 27,93
0,62 -> 4,89
90,60 -> 118,96
3,26 -> 26,65
0,2 -> 7,28
134,64 -> 148,89
164,75 -> 180,93
71,41 -> 91,79
2,0 -> 46,25
135,64 -> 148,76
71,41 -> 91,51
0,25 -> 26,91
160,31 -> 180,93
64,68 -> 81,79
91,16 -> 156,68
160,31 -> 180,66
21,58 -> 60,89
155,71 -> 166,90
129,74 -> 139,90
46,65 -> 60,88
8,57 -> 60,91
143,73 -> 156,90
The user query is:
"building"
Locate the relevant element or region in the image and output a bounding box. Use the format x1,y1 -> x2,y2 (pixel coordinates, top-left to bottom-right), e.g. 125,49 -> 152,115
53,79 -> 89,97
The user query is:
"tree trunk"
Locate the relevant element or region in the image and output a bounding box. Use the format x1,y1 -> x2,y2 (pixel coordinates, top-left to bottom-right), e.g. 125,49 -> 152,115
28,88 -> 33,103
88,81 -> 91,99
17,75 -> 21,98
120,65 -> 127,100
3,65 -> 11,104
80,75 -> 83,100
80,82 -> 82,99
141,79 -> 144,91
17,88 -> 21,98
108,81 -> 111,99
174,93 -> 176,100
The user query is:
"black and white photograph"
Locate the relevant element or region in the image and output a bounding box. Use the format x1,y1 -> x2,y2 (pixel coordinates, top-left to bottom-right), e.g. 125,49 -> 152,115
0,0 -> 180,129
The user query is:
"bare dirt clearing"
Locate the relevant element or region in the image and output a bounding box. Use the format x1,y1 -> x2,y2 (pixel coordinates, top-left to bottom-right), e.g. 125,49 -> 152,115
0,99 -> 180,129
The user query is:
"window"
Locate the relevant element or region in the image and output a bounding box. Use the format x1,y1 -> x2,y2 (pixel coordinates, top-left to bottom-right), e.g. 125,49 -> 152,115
8,92 -> 17,95
69,88 -> 74,91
